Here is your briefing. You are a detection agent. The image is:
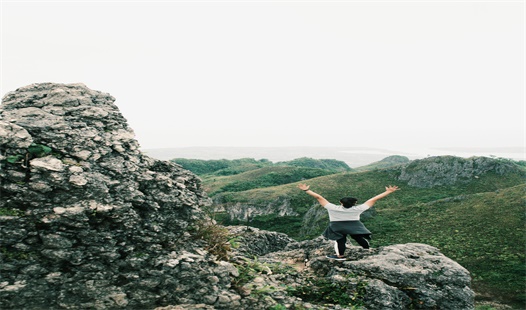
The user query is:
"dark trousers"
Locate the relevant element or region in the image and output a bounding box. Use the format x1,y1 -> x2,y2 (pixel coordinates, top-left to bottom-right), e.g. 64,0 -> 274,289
336,234 -> 372,255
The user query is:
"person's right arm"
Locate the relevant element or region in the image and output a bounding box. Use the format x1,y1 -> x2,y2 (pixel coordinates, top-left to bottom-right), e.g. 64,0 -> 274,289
363,185 -> 400,207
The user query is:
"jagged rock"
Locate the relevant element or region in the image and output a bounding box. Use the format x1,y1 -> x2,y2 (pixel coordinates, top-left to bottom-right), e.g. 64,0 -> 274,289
397,155 -> 523,188
0,83 -> 239,309
217,196 -> 299,222
227,226 -> 296,257
310,243 -> 474,309
1,83 -> 475,310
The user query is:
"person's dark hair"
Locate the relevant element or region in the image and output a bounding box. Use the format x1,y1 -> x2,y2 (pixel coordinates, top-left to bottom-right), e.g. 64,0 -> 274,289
340,197 -> 358,208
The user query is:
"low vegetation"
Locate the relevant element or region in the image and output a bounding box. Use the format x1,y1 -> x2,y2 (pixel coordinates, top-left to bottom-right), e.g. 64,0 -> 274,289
191,218 -> 236,261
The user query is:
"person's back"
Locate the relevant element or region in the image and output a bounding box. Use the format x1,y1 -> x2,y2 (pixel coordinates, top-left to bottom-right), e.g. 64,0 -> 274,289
323,202 -> 369,221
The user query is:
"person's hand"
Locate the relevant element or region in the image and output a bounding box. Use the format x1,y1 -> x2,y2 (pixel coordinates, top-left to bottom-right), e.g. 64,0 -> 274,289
298,183 -> 310,191
385,185 -> 400,193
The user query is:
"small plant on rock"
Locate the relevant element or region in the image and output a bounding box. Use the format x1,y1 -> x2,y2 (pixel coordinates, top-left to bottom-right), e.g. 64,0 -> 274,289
27,143 -> 52,157
192,218 -> 234,261
0,208 -> 25,217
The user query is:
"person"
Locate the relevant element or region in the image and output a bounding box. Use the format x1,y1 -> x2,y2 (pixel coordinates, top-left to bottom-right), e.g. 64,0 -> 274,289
297,183 -> 400,260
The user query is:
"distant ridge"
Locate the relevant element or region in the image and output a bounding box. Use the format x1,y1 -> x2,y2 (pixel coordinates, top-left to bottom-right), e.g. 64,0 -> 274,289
142,146 -> 524,168
142,146 -> 405,167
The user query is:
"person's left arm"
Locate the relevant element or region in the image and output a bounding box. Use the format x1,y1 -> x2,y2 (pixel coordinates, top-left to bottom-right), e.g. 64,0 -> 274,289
297,183 -> 329,207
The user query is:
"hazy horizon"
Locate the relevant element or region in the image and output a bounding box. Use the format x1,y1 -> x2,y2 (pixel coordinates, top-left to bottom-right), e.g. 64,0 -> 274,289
142,145 -> 525,168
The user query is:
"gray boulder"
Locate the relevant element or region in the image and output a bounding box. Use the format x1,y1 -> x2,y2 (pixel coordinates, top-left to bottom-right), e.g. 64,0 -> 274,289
226,226 -> 295,257
309,243 -> 474,309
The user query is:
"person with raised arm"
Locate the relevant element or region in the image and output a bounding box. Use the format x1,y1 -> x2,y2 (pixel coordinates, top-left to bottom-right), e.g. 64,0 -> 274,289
297,183 -> 400,260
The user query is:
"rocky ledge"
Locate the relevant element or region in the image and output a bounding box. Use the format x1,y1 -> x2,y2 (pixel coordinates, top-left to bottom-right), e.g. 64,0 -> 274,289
1,83 -> 474,309
226,226 -> 474,310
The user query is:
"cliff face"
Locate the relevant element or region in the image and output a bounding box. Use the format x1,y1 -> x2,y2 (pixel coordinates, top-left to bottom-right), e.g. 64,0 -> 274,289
397,155 -> 523,188
216,196 -> 298,222
0,83 -> 474,309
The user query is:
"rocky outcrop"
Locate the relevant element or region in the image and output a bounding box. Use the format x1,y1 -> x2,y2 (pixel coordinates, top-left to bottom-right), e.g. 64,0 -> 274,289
226,226 -> 295,257
0,83 -> 232,309
298,203 -> 328,238
1,83 -> 475,309
217,196 -> 299,222
397,156 -> 524,188
232,229 -> 475,310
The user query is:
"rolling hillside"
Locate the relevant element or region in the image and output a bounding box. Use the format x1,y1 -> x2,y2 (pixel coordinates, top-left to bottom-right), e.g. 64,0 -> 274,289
173,157 -> 354,195
200,166 -> 334,195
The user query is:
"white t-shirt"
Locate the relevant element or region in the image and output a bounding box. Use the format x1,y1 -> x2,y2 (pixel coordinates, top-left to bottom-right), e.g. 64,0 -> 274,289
323,202 -> 370,221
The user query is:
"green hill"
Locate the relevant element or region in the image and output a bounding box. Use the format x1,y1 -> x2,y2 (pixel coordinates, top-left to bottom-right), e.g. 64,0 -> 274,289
172,158 -> 272,175
173,157 -> 353,195
275,157 -> 352,172
201,166 -> 334,195
353,155 -> 410,172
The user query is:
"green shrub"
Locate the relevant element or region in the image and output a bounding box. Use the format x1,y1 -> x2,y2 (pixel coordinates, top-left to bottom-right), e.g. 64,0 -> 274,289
191,219 -> 233,261
173,158 -> 272,175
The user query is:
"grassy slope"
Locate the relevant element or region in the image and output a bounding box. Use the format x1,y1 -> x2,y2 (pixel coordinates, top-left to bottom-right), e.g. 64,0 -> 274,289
202,166 -> 333,195
214,167 -> 525,210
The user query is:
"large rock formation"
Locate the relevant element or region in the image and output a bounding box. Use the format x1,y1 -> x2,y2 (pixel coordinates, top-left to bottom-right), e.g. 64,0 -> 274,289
1,83 -> 474,309
397,155 -> 522,188
0,83 -> 233,309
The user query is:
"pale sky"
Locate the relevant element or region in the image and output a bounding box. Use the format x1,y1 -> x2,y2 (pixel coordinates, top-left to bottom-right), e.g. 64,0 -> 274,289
1,0 -> 525,152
